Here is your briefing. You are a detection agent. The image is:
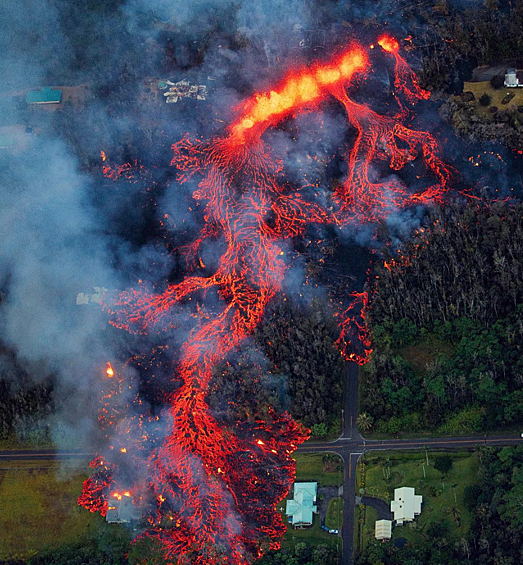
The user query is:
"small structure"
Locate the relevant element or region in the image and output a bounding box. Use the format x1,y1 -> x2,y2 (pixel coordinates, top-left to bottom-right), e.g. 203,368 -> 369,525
76,286 -> 108,305
106,492 -> 137,524
504,68 -> 523,87
26,87 -> 62,104
375,519 -> 392,540
285,482 -> 318,528
391,487 -> 422,525
0,134 -> 14,150
159,80 -> 207,103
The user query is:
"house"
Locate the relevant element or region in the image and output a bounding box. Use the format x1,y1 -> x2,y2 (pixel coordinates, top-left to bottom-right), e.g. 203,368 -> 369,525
391,487 -> 422,525
375,519 -> 392,540
285,482 -> 318,528
158,80 -> 207,103
504,68 -> 523,87
106,491 -> 141,524
26,87 -> 62,104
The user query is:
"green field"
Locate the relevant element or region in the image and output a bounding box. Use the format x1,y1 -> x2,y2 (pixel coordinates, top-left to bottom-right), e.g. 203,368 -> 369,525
293,453 -> 343,486
0,460 -> 105,560
355,450 -> 479,554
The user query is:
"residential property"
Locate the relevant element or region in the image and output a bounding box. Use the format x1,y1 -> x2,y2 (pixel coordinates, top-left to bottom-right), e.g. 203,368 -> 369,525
26,87 -> 62,104
504,68 -> 523,87
391,487 -> 422,525
106,492 -> 137,524
159,79 -> 207,103
375,519 -> 392,540
285,482 -> 318,528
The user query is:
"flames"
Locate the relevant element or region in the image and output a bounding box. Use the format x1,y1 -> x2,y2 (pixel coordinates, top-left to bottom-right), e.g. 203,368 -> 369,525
80,36 -> 450,564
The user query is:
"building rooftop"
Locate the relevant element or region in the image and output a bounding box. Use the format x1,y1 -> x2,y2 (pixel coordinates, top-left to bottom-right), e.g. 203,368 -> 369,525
391,487 -> 422,525
285,482 -> 317,526
106,492 -> 137,523
26,87 -> 62,104
375,519 -> 392,540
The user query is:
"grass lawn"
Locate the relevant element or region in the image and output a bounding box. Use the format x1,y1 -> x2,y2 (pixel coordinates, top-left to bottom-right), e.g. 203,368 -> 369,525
461,81 -> 523,117
355,450 -> 479,554
279,512 -> 340,551
0,460 -> 105,560
325,497 -> 343,530
293,453 -> 343,486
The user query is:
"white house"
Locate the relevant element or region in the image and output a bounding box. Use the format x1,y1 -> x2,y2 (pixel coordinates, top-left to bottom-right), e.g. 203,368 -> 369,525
391,487 -> 422,525
504,68 -> 523,87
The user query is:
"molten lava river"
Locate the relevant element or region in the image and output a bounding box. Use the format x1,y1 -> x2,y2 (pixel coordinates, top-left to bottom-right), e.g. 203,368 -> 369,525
79,37 -> 450,564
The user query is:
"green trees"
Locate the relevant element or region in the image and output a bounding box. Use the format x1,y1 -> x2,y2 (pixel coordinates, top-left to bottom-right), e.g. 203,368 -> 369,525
356,413 -> 374,433
434,455 -> 453,474
362,203 -> 523,435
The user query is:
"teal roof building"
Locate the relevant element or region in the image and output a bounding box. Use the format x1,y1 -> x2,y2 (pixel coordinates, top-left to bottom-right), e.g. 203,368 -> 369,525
285,482 -> 318,527
26,87 -> 62,104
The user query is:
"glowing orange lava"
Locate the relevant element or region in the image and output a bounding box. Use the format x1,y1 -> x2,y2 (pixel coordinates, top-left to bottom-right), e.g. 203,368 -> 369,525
80,37 -> 450,564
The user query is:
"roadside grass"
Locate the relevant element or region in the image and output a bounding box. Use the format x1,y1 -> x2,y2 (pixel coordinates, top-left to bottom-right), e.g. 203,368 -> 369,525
460,81 -> 523,117
355,450 -> 479,554
325,497 -> 343,530
0,460 -> 104,560
293,453 -> 343,486
354,504 -> 377,555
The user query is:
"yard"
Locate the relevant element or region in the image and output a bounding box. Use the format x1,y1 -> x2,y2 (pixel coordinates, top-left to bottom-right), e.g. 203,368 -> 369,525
460,80 -> 523,117
355,450 -> 479,555
278,453 -> 343,554
293,453 -> 343,486
0,460 -> 105,560
325,497 -> 343,530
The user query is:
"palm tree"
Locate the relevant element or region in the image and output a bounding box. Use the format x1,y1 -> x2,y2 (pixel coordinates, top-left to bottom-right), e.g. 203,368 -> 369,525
356,412 -> 374,433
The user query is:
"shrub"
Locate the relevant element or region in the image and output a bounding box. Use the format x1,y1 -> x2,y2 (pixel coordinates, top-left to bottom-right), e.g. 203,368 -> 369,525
434,455 -> 453,474
490,74 -> 505,89
479,93 -> 492,106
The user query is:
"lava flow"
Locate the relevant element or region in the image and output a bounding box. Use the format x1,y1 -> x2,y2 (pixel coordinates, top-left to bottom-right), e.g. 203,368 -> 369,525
80,38 -> 450,564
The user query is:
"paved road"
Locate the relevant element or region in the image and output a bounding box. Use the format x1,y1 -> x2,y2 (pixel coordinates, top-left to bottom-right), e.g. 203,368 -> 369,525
298,362 -> 523,564
0,449 -> 92,461
2,368 -> 523,565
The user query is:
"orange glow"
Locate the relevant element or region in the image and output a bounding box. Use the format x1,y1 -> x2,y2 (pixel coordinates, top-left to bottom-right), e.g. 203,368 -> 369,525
377,34 -> 399,53
100,150 -> 107,162
106,362 -> 114,377
120,447 -> 127,453
229,46 -> 368,142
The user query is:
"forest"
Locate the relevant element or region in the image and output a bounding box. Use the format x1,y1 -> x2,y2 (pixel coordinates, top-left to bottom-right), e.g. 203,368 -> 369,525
360,201 -> 523,435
